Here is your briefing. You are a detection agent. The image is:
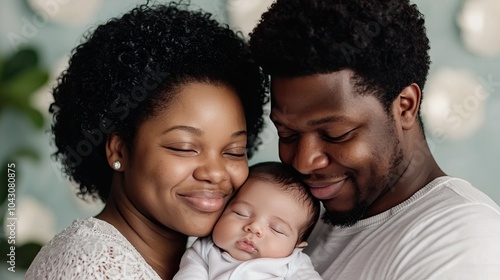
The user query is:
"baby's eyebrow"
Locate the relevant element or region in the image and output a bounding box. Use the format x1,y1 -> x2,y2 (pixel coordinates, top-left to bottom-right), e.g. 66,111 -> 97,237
230,200 -> 252,208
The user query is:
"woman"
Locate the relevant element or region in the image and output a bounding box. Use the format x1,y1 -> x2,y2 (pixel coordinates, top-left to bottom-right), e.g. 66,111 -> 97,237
25,3 -> 268,279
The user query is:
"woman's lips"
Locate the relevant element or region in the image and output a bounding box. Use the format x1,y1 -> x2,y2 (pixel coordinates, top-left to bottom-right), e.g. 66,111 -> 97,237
235,239 -> 257,254
178,191 -> 227,213
307,178 -> 347,200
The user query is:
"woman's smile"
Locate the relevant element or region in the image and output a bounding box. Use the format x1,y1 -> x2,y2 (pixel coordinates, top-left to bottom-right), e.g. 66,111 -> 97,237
178,190 -> 229,213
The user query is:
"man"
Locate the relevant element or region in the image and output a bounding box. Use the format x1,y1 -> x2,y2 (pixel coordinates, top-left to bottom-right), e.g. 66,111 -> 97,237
249,0 -> 500,279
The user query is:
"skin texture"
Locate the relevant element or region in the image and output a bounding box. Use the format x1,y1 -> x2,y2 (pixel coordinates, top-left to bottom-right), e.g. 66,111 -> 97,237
271,70 -> 444,226
99,82 -> 249,278
212,177 -> 308,261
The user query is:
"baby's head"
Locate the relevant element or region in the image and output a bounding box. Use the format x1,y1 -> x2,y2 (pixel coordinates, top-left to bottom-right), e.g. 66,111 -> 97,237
212,162 -> 320,261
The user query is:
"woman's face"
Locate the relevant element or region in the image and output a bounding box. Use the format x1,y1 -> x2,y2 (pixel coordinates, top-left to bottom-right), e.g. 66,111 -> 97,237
122,82 -> 249,236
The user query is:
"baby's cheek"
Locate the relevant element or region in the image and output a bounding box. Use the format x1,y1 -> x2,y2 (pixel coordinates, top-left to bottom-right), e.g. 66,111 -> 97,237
212,218 -> 231,249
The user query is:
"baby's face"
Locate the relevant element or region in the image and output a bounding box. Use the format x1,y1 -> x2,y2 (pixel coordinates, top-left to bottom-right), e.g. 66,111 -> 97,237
212,177 -> 309,261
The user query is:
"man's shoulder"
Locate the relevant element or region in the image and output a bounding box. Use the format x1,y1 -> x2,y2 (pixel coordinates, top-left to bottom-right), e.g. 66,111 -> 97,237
414,176 -> 500,218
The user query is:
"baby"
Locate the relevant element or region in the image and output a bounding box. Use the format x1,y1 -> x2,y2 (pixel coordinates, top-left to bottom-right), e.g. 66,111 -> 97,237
174,161 -> 322,279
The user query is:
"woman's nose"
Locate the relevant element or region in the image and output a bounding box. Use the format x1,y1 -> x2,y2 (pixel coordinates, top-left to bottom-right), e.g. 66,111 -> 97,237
193,154 -> 229,184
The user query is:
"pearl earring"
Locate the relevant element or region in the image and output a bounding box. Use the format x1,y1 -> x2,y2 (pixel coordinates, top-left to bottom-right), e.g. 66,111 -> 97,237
112,161 -> 121,170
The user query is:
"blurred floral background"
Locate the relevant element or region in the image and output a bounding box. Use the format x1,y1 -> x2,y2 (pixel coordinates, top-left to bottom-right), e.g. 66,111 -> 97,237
1,0 -> 499,278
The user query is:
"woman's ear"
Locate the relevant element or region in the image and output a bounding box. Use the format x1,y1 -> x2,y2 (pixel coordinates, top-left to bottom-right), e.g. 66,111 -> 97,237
395,83 -> 421,130
296,241 -> 308,248
106,133 -> 126,171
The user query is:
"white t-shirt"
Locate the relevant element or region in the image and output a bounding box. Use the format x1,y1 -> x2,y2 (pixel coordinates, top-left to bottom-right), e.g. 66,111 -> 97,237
25,217 -> 161,280
305,176 -> 500,280
173,237 -> 322,279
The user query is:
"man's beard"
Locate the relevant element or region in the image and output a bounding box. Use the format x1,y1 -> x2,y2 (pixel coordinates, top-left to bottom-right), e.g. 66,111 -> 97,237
322,145 -> 404,227
321,195 -> 369,227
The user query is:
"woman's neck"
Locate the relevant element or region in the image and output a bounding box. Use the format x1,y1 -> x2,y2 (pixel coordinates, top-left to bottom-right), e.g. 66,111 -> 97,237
97,197 -> 188,279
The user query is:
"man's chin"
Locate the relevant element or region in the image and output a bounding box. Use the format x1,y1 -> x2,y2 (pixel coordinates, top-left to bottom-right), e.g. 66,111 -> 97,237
321,203 -> 368,227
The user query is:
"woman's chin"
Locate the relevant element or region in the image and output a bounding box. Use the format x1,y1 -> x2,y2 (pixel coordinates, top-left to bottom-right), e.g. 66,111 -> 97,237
181,219 -> 219,237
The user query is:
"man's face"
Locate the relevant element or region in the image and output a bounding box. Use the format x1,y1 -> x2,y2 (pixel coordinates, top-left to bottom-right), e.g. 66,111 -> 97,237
270,70 -> 405,226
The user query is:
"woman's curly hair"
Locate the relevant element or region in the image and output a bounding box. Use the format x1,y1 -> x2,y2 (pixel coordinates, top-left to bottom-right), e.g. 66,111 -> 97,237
50,2 -> 269,202
250,0 -> 430,117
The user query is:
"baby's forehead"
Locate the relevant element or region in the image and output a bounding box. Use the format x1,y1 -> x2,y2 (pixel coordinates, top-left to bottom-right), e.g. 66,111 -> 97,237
232,180 -> 310,217
244,176 -> 306,201
237,177 -> 298,201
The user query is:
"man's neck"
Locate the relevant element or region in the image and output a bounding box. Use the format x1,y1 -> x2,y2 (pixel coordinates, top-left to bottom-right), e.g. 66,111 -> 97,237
366,138 -> 446,217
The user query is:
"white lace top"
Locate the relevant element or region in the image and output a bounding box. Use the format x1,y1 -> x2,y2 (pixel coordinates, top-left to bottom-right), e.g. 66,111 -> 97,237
25,217 -> 162,280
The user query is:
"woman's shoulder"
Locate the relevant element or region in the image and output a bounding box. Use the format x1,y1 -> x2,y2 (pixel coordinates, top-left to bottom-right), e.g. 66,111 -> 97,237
25,217 -> 161,279
40,217 -> 130,250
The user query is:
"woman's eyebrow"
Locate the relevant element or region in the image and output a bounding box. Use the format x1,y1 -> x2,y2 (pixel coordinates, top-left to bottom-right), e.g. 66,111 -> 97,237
162,126 -> 246,138
162,125 -> 202,136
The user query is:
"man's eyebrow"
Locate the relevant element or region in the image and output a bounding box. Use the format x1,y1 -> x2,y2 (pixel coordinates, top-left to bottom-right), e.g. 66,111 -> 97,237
307,115 -> 348,126
270,114 -> 348,127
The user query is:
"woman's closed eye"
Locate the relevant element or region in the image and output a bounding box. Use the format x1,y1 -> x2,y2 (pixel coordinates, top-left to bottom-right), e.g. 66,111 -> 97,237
224,147 -> 247,158
224,151 -> 246,158
165,147 -> 199,156
168,147 -> 195,152
164,143 -> 199,154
